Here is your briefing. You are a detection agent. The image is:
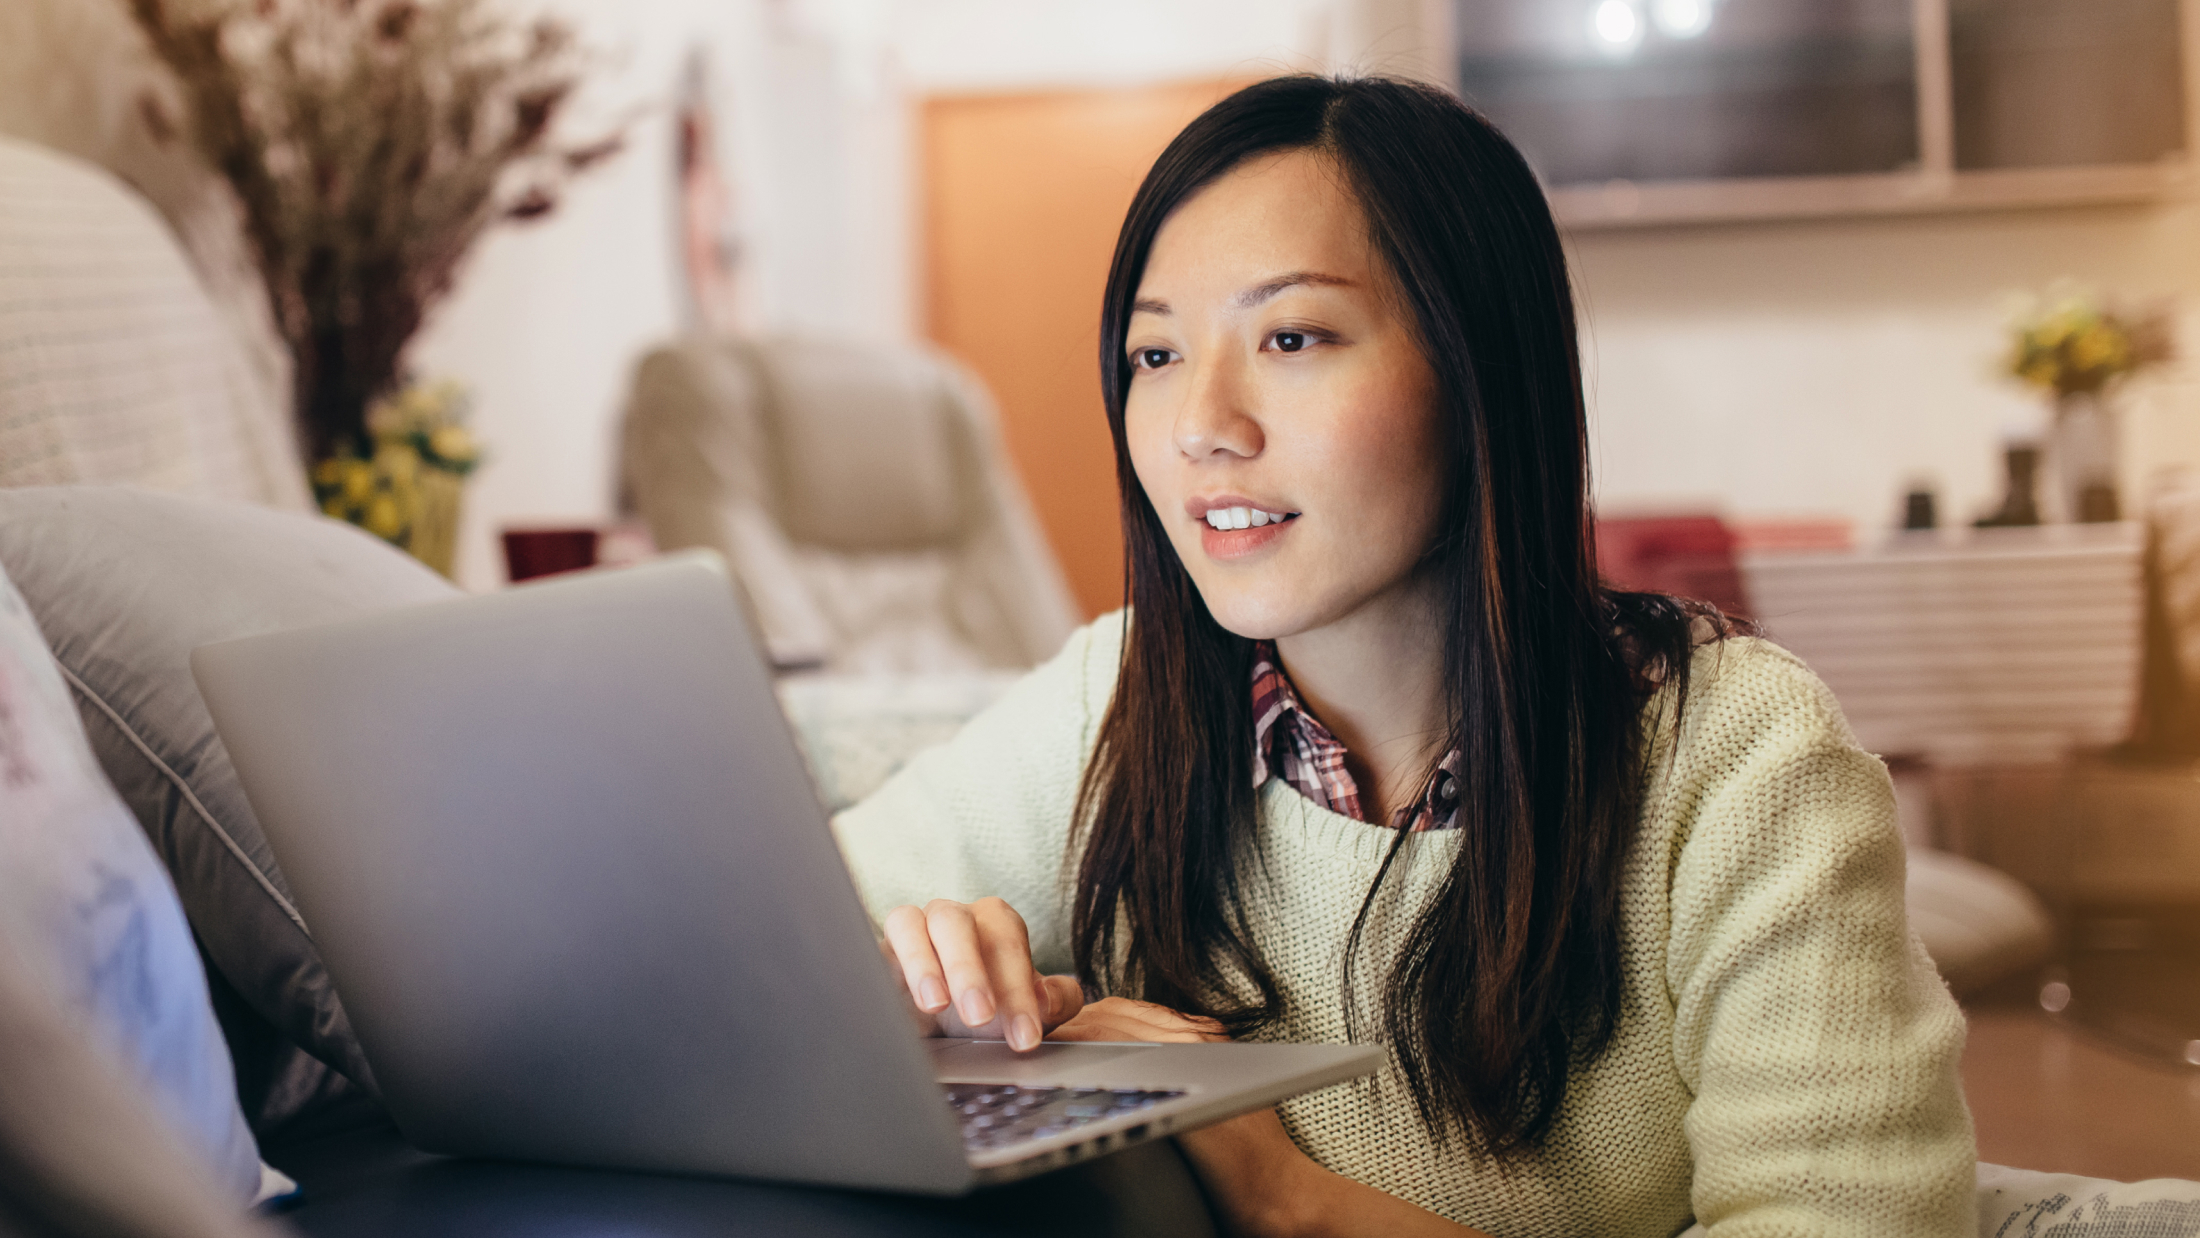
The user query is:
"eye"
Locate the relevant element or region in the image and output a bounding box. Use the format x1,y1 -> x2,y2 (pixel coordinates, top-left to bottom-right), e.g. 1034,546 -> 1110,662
1129,347 -> 1177,371
1269,331 -> 1309,353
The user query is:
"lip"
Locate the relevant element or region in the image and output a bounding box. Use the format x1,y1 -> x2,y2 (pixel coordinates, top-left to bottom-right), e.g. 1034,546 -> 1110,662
1189,494 -> 1300,561
1201,518 -> 1293,559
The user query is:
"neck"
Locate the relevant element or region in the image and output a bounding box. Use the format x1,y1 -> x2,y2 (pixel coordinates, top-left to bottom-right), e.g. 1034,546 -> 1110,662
1272,575 -> 1448,826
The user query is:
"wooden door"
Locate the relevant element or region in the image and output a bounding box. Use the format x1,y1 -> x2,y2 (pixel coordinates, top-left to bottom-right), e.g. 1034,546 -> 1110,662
922,80 -> 1245,618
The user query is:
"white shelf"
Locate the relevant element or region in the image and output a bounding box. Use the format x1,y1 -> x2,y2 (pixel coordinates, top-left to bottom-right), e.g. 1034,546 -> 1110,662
1551,163 -> 2191,232
1741,524 -> 2145,765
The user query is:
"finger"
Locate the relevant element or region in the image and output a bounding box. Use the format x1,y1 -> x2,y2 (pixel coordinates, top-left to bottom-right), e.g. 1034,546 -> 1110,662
1048,1009 -> 1214,1044
923,900 -> 999,1033
1035,973 -> 1086,1032
1060,997 -> 1228,1043
970,898 -> 1045,1051
881,905 -> 953,1015
1116,998 -> 1228,1038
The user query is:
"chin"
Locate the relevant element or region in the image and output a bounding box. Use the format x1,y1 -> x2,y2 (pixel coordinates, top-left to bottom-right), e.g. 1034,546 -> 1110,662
1188,584 -> 1314,643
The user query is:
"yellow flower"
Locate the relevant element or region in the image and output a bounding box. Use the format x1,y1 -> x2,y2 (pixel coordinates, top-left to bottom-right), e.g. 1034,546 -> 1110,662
312,458 -> 344,488
2069,325 -> 2113,371
339,460 -> 377,503
428,424 -> 477,464
2016,355 -> 2058,390
362,493 -> 405,540
320,496 -> 349,519
380,441 -> 421,487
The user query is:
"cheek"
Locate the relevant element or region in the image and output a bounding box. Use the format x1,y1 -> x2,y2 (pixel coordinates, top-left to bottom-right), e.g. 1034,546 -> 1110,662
1124,393 -> 1181,523
1311,371 -> 1446,548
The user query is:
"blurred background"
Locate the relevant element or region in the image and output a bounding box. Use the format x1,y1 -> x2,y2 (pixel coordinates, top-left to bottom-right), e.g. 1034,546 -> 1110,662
9,0 -> 2200,1196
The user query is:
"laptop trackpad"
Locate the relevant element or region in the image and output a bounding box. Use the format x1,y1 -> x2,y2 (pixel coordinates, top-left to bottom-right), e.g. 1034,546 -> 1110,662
928,1039 -> 1160,1086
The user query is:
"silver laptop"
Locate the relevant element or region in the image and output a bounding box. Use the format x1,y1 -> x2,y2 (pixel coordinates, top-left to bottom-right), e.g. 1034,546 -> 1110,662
191,550 -> 1380,1194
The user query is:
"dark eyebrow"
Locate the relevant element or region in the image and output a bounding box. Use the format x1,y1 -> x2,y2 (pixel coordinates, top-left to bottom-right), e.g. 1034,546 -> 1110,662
1129,272 -> 1356,319
1234,271 -> 1355,308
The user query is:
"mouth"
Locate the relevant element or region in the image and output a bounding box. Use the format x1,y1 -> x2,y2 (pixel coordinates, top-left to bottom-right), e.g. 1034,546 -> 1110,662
1188,497 -> 1300,560
1199,505 -> 1298,531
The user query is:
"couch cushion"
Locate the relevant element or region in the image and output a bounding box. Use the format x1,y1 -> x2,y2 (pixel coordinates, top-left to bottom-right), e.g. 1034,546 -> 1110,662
0,557 -> 262,1202
0,136 -> 308,511
777,671 -> 1017,812
1976,1162 -> 2200,1234
754,337 -> 974,553
0,487 -> 459,1121
1905,846 -> 2054,998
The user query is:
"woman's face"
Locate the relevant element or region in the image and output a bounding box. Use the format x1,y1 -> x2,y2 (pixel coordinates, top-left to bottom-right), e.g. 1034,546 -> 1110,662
1124,149 -> 1447,644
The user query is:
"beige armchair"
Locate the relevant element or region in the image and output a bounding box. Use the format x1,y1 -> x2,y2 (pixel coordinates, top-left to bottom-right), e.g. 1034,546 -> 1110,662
619,335 -> 1081,674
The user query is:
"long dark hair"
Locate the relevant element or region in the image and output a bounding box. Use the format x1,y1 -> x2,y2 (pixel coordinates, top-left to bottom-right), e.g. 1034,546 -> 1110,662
1070,75 -> 1726,1154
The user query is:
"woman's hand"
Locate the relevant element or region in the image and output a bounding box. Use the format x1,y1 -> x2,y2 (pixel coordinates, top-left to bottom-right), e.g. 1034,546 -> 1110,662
880,897 -> 1084,1051
1050,996 -> 1486,1238
1046,995 -> 1230,1043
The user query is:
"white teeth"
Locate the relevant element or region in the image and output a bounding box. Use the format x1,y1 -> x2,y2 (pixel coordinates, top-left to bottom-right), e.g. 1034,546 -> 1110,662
1203,506 -> 1293,530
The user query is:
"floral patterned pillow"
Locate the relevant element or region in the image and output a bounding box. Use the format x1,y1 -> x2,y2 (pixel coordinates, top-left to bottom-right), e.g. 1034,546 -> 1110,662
0,563 -> 261,1199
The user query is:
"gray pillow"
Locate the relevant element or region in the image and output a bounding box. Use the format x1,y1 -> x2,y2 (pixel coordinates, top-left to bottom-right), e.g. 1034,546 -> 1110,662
0,487 -> 459,1123
0,558 -> 261,1203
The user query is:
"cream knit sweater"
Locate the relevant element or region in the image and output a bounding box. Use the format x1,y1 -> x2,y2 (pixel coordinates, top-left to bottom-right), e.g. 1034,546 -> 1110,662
831,615 -> 1975,1237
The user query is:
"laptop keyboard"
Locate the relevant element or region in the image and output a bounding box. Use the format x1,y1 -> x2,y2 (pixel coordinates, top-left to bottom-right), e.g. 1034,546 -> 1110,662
945,1083 -> 1185,1152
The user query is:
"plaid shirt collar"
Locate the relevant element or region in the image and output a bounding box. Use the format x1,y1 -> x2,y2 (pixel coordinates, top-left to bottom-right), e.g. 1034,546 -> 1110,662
1250,641 -> 1460,832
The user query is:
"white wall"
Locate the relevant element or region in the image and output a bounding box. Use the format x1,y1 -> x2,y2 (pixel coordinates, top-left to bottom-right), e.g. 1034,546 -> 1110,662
1572,202 -> 2200,539
410,0 -> 918,589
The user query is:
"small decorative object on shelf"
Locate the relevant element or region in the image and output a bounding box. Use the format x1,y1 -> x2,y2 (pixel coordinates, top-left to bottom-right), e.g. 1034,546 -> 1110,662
2004,287 -> 2174,523
1902,485 -> 1938,531
312,380 -> 479,577
501,527 -> 598,583
1974,444 -> 2042,528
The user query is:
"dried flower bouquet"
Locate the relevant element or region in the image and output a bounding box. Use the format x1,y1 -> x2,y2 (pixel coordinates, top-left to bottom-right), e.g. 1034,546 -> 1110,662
125,0 -> 620,460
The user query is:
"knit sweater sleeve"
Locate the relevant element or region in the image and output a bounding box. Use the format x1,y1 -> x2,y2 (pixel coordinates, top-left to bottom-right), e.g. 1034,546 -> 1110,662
1661,640 -> 1975,1237
827,614 -> 1124,976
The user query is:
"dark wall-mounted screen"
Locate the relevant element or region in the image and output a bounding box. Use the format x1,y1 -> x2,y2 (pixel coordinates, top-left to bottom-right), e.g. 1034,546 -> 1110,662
1456,0 -> 1920,185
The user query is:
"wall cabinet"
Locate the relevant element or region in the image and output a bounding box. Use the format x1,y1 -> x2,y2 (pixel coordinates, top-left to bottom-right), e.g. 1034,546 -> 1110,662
1453,0 -> 2195,227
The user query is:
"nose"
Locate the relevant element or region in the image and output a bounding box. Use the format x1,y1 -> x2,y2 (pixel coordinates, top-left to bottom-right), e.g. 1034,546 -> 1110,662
1172,351 -> 1263,462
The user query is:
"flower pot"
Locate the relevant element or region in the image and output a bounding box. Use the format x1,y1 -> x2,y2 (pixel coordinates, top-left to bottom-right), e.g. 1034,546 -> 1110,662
405,468 -> 465,577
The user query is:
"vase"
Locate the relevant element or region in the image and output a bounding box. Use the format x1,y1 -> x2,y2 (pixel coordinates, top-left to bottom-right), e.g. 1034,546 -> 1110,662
405,468 -> 465,578
310,450 -> 468,579
2051,392 -> 2121,523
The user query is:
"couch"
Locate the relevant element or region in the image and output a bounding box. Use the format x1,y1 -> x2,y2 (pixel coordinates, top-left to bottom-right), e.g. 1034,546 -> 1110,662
0,485 -> 1220,1238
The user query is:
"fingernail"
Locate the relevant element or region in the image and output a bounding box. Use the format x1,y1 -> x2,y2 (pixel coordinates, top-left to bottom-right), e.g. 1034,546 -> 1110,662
917,977 -> 948,1011
1011,1014 -> 1042,1051
958,990 -> 994,1028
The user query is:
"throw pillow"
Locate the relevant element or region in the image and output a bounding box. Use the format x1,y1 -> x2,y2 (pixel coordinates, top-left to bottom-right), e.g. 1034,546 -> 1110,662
0,487 -> 458,1127
0,558 -> 262,1201
1977,1162 -> 2200,1235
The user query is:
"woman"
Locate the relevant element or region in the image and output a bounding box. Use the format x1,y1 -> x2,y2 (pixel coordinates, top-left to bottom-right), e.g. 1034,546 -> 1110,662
832,76 -> 1972,1236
